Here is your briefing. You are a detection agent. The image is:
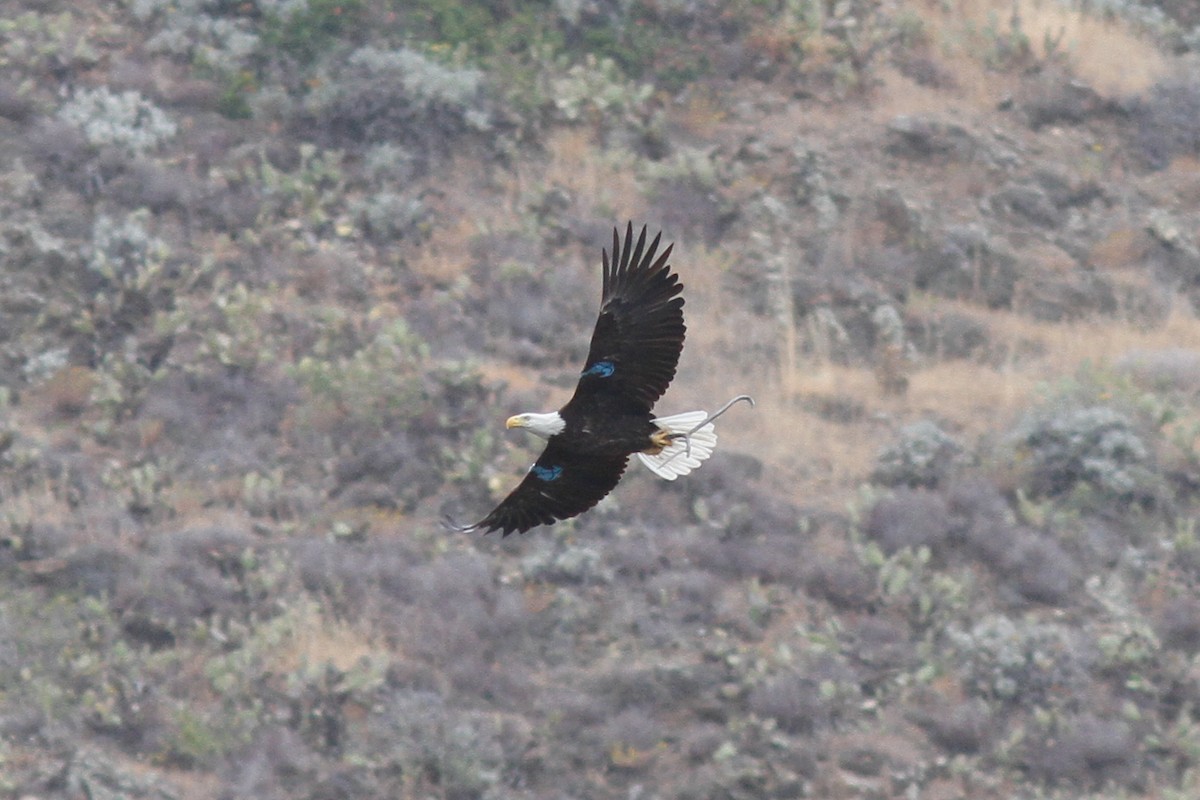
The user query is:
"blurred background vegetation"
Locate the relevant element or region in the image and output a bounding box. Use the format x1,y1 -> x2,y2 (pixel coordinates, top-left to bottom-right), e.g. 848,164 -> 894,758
2,0 -> 1200,797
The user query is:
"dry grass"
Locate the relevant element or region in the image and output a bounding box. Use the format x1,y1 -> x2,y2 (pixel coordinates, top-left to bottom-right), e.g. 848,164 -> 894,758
526,128 -> 646,221
903,300 -> 1200,435
408,213 -> 480,285
980,298 -> 1200,364
1011,0 -> 1168,95
408,130 -> 648,286
669,242 -> 730,324
476,360 -> 558,402
117,757 -> 222,800
869,65 -> 980,120
688,361 -> 882,501
272,602 -> 380,674
674,87 -> 730,139
1087,227 -> 1154,272
683,275 -> 1200,507
36,365 -> 96,417
917,0 -> 1167,104
910,298 -> 1200,412
403,150 -> 530,286
1139,154 -> 1200,206
906,359 -> 1039,434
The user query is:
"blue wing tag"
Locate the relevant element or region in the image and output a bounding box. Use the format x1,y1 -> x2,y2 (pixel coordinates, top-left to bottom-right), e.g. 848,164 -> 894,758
582,360 -> 615,378
531,464 -> 563,482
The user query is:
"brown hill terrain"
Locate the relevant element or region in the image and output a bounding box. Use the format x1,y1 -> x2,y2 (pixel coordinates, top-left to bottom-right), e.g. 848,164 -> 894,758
2,0 -> 1200,797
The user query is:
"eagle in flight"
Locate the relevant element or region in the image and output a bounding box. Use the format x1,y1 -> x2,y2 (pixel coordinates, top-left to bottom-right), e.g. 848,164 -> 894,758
453,222 -> 752,535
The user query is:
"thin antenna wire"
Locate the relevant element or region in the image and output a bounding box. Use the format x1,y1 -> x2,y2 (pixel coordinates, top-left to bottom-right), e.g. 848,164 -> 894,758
662,394 -> 756,463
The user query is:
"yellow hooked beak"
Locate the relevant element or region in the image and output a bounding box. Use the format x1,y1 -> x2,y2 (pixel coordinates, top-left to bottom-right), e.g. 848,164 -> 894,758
506,415 -> 525,430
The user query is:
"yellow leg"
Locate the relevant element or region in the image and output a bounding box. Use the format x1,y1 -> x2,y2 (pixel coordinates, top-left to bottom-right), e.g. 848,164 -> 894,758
646,428 -> 673,455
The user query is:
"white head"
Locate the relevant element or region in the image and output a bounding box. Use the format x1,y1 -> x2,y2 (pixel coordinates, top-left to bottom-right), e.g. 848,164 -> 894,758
506,411 -> 566,440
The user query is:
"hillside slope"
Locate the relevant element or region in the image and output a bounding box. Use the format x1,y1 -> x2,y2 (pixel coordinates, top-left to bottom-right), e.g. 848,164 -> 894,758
2,1 -> 1200,797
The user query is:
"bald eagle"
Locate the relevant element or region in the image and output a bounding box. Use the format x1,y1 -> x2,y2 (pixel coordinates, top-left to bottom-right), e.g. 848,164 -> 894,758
453,223 -> 752,536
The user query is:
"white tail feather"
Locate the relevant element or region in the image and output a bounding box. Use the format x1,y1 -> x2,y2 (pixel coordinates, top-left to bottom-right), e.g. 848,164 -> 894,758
637,410 -> 717,480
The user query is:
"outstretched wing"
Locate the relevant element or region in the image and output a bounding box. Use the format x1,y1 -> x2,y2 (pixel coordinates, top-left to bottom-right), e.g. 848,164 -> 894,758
455,443 -> 629,536
564,223 -> 685,415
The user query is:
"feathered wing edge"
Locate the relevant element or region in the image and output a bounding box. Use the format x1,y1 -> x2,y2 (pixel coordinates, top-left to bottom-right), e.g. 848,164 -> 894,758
446,445 -> 630,536
603,222 -> 674,301
575,223 -> 684,411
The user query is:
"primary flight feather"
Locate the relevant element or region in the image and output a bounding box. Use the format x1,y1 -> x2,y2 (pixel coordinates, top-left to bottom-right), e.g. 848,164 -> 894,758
453,222 -> 752,536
